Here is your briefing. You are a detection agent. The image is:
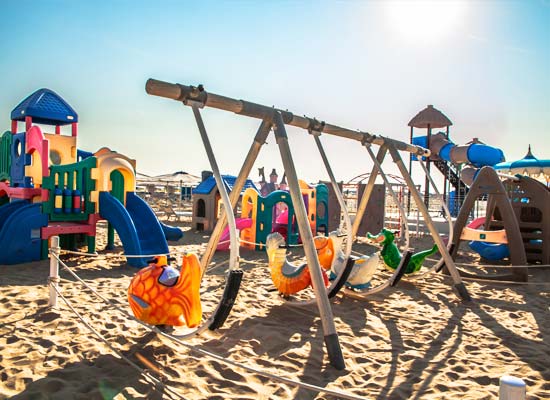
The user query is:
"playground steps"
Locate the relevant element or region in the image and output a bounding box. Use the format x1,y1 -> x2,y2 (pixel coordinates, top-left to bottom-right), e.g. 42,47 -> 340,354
0,182 -> 43,200
433,159 -> 469,200
41,220 -> 97,237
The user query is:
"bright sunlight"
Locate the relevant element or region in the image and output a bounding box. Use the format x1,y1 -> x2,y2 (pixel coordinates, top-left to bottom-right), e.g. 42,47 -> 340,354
384,0 -> 467,44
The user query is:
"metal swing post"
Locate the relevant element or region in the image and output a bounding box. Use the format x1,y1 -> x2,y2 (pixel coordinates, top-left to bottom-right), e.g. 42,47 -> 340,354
191,105 -> 240,272
364,143 -> 411,248
200,120 -> 272,272
386,144 -> 471,301
351,145 -> 388,239
272,112 -> 346,370
312,132 -> 353,257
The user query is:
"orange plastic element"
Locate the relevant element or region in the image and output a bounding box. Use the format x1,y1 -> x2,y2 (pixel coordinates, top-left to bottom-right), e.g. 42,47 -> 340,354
315,236 -> 334,270
462,217 -> 509,244
266,232 -> 330,296
128,254 -> 202,327
298,180 -> 317,233
240,188 -> 258,250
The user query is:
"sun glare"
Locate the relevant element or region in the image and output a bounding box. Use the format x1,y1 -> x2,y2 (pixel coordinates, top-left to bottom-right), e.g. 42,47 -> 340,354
384,0 -> 467,44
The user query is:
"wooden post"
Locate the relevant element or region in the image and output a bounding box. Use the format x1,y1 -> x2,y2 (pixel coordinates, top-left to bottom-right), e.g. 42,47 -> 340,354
273,112 -> 345,370
48,236 -> 60,308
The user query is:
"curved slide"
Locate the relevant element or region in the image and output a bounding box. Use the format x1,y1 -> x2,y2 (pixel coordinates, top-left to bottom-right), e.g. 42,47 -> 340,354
0,202 -> 48,264
412,133 -> 505,185
160,222 -> 184,241
467,217 -> 509,261
99,192 -> 180,267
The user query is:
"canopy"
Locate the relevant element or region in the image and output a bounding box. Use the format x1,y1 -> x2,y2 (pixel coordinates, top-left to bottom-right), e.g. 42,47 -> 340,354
11,88 -> 78,125
494,145 -> 550,184
136,171 -> 201,187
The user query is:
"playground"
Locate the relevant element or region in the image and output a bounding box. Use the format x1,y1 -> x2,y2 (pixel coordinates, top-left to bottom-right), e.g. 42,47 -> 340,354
3,0 -> 550,395
0,80 -> 548,400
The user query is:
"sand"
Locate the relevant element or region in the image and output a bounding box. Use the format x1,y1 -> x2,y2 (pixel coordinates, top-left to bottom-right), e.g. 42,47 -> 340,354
1,218 -> 549,400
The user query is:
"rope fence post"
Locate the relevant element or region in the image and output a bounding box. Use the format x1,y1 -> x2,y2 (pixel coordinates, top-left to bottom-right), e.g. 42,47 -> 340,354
499,376 -> 526,400
48,236 -> 60,308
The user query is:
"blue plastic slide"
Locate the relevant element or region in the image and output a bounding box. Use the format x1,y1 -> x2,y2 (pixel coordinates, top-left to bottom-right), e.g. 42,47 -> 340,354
160,221 -> 184,241
412,135 -> 505,167
99,192 -> 170,267
0,202 -> 48,264
468,240 -> 510,261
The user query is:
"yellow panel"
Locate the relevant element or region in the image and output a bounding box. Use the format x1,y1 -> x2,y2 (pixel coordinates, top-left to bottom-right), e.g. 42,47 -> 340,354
94,150 -> 137,206
44,133 -> 77,166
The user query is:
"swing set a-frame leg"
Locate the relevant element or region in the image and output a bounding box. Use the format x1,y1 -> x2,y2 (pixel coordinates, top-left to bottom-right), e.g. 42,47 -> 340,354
273,112 -> 346,370
200,120 -> 272,272
387,145 -> 471,301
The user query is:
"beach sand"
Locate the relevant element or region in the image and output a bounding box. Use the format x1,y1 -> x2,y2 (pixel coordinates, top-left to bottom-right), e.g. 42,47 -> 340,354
1,219 -> 549,399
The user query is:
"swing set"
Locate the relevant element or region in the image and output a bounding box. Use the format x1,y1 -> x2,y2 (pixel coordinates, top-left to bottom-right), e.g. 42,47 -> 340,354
145,78 -> 471,370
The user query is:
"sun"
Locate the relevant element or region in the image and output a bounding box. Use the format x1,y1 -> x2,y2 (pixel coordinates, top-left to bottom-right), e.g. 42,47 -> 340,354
384,0 -> 467,44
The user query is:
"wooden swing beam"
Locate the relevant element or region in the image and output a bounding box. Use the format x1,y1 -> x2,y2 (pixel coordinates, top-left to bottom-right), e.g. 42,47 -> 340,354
145,78 -> 470,371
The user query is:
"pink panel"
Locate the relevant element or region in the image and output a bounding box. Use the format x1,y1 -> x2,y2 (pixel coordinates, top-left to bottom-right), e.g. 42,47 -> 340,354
25,125 -> 50,177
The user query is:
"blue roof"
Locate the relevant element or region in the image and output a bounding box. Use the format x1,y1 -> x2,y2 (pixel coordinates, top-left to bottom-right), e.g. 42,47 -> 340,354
11,88 -> 78,126
192,175 -> 258,195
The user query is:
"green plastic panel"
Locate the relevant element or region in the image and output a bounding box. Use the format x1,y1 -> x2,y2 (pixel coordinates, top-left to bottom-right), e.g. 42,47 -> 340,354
0,131 -> 12,182
315,183 -> 329,235
42,156 -> 97,221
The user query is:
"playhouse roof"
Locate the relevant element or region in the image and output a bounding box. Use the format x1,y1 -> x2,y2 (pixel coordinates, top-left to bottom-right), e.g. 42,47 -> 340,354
408,105 -> 452,129
11,88 -> 78,126
192,175 -> 258,195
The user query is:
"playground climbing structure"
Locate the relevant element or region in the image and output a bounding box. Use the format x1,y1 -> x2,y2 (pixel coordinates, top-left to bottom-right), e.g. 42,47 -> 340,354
0,88 -> 181,267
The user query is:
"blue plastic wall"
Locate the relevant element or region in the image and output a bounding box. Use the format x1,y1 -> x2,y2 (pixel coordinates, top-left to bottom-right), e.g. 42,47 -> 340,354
10,132 -> 32,187
0,203 -> 48,264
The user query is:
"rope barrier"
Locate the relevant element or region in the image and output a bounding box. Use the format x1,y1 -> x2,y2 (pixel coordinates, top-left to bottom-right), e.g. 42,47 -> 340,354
48,252 -> 367,400
459,276 -> 550,286
58,249 -> 100,257
49,283 -> 184,400
425,257 -> 550,269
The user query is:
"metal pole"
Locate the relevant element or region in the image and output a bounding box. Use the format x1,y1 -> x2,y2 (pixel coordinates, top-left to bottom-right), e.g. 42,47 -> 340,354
408,126 -> 414,215
273,112 -> 345,370
312,133 -> 352,257
364,144 -> 410,249
351,146 -> 387,239
424,124 -> 431,208
387,145 -> 471,301
192,106 -> 239,273
200,120 -> 272,271
48,236 -> 60,308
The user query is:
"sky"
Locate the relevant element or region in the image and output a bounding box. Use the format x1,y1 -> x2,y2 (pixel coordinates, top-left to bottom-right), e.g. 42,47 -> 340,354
0,0 -> 549,185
